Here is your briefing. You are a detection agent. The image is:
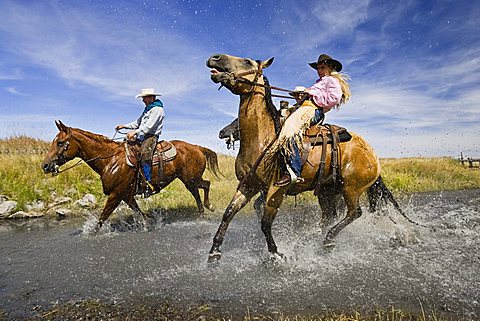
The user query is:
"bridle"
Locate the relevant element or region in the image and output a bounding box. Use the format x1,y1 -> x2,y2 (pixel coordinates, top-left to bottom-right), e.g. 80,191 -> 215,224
220,65 -> 296,100
50,131 -> 123,175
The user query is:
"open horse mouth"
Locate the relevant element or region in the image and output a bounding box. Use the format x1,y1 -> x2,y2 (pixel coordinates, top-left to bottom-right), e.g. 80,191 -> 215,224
208,66 -> 227,84
206,55 -> 231,84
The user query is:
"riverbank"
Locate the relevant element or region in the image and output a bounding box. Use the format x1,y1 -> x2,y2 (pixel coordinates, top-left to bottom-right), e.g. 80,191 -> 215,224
23,299 -> 453,320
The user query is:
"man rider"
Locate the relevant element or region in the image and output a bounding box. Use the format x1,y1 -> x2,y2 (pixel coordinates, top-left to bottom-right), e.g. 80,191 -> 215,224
115,88 -> 165,196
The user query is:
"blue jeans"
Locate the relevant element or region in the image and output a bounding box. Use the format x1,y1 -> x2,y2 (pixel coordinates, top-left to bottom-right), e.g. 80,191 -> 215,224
289,144 -> 302,177
288,108 -> 324,177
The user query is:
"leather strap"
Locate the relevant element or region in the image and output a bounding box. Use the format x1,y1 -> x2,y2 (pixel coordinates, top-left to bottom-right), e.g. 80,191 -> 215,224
314,130 -> 328,196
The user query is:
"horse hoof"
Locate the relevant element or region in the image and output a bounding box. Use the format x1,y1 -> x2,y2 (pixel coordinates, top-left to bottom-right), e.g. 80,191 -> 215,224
146,223 -> 156,232
323,240 -> 335,251
207,204 -> 215,212
207,251 -> 222,263
93,222 -> 102,234
269,252 -> 287,262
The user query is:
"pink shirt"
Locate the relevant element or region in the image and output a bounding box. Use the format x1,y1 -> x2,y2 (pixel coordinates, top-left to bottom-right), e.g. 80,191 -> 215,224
306,76 -> 342,112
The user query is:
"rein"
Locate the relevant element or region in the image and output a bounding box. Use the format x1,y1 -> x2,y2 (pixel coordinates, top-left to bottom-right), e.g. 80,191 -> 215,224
53,151 -> 123,175
231,69 -> 297,100
53,132 -> 124,176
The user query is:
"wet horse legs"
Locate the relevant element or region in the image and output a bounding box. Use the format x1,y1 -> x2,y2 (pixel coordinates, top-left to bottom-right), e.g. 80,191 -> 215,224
261,187 -> 286,258
208,189 -> 255,262
198,179 -> 215,211
184,178 -> 215,214
95,193 -> 122,232
324,187 -> 363,247
317,184 -> 339,226
123,194 -> 155,230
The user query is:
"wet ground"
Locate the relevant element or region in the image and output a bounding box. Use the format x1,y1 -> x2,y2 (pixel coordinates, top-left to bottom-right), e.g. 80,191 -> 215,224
1,189 -> 479,320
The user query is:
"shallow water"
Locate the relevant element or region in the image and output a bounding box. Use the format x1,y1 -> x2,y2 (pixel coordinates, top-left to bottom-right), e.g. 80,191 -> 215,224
1,189 -> 479,319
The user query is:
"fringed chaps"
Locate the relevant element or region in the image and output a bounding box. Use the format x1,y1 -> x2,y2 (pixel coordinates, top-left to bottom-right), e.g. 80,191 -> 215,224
266,100 -> 316,161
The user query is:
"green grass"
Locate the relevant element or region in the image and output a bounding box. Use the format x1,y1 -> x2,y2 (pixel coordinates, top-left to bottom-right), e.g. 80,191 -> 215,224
1,136 -> 479,213
380,157 -> 480,193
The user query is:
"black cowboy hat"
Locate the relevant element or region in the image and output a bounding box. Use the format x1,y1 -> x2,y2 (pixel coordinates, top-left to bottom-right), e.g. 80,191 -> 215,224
308,54 -> 342,72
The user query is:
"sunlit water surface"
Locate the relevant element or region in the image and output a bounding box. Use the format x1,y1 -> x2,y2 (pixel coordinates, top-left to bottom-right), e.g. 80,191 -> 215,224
0,189 -> 479,319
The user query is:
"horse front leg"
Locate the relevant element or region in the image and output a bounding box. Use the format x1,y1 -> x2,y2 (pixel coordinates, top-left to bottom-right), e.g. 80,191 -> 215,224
94,194 -> 122,232
208,189 -> 255,262
123,194 -> 155,231
262,187 -> 286,260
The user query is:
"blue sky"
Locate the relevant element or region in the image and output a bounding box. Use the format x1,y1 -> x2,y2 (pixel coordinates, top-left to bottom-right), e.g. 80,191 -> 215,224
0,0 -> 478,158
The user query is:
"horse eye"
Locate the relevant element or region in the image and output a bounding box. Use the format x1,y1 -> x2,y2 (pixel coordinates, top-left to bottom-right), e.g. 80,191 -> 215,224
57,141 -> 64,147
244,59 -> 252,65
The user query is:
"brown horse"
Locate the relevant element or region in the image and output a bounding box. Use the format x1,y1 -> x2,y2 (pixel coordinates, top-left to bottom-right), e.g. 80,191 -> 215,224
206,53 -> 382,262
42,120 -> 220,231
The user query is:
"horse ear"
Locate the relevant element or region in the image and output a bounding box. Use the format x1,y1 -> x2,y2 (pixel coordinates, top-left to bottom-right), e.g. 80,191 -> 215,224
55,120 -> 68,132
260,57 -> 274,69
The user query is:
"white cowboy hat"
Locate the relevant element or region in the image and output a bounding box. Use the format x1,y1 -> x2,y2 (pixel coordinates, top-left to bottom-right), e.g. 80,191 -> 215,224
293,86 -> 306,92
135,88 -> 162,99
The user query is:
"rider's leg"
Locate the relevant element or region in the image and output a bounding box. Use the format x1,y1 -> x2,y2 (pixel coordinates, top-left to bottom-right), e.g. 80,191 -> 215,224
140,135 -> 158,194
275,143 -> 303,187
310,108 -> 325,126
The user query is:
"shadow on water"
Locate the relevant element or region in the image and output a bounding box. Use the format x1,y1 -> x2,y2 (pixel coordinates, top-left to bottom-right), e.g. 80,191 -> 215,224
0,189 -> 479,319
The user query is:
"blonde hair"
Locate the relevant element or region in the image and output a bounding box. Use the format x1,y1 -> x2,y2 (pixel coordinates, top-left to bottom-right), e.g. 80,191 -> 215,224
330,71 -> 351,107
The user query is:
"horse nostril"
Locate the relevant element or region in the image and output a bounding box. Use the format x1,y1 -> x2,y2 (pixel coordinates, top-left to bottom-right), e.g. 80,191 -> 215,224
42,163 -> 50,172
211,54 -> 221,61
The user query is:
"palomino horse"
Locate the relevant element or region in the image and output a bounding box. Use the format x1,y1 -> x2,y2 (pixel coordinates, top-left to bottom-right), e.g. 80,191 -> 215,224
206,53 -> 382,262
42,120 -> 220,230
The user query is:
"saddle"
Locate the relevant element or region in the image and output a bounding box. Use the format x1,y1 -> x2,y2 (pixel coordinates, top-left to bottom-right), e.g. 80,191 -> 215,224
304,124 -> 352,145
302,124 -> 352,196
124,140 -> 177,168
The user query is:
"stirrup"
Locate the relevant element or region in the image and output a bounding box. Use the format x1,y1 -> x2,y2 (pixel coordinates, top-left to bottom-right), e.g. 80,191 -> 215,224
144,181 -> 156,197
287,165 -> 305,184
286,165 -> 299,184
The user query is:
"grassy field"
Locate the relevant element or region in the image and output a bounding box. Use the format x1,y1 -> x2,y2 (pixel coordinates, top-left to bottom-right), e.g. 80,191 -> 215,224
1,136 -> 479,213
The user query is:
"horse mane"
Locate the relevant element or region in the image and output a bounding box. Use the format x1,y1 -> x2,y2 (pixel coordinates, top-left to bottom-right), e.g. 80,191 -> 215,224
73,127 -> 119,146
263,76 -> 281,133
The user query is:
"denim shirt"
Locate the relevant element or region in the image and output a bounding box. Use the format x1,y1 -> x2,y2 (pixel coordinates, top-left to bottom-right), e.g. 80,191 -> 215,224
124,104 -> 165,141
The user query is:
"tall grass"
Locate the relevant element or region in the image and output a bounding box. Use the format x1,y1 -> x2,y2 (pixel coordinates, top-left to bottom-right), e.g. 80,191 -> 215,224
0,136 -> 103,210
380,157 -> 480,193
1,136 -> 479,213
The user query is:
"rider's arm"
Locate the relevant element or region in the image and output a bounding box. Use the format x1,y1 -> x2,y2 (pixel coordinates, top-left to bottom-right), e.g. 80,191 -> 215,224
306,76 -> 342,112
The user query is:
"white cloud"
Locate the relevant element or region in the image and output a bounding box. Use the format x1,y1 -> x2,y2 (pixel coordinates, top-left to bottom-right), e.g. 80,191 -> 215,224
5,86 -> 28,96
0,0 -> 478,158
0,1 -> 212,101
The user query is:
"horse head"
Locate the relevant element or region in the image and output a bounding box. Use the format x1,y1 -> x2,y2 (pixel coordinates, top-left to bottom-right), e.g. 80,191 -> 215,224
218,118 -> 239,150
42,120 -> 77,174
207,54 -> 274,95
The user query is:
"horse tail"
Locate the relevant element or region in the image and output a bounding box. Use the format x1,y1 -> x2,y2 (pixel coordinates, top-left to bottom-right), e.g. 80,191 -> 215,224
199,146 -> 222,178
367,175 -> 426,227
